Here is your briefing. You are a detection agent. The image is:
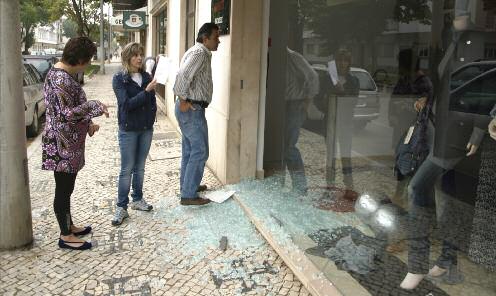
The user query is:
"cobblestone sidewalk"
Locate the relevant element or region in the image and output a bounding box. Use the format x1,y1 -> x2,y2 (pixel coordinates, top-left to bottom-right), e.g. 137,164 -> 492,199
0,64 -> 307,296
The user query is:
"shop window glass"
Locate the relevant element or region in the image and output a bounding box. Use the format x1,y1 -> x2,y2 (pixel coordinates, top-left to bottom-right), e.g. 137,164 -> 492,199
257,1 -> 496,295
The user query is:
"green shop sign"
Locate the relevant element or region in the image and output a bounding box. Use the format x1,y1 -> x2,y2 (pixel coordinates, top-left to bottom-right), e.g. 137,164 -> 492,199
212,0 -> 230,35
123,11 -> 146,30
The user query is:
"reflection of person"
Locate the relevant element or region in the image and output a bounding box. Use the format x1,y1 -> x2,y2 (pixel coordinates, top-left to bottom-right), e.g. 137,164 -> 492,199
111,43 -> 157,226
390,53 -> 434,204
325,49 -> 359,190
389,49 -> 415,151
489,106 -> 496,140
41,37 -> 109,250
284,48 -> 319,194
400,23 -> 489,290
173,23 -> 220,206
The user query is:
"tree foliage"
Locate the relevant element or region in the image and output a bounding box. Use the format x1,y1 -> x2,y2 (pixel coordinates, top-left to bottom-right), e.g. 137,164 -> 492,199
62,18 -> 79,39
20,0 -> 59,54
297,0 -> 432,55
53,0 -> 111,39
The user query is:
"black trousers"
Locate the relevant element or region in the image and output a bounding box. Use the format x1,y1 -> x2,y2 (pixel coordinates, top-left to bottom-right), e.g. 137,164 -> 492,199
54,171 -> 77,235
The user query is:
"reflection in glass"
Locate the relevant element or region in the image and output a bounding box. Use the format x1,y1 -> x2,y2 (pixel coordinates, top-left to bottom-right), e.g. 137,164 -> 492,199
261,0 -> 496,294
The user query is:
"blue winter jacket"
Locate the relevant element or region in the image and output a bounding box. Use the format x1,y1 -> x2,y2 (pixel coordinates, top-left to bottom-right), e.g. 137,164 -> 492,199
112,70 -> 157,131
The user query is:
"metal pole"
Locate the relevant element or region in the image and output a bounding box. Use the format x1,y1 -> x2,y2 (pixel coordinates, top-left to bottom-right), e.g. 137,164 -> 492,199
99,0 -> 105,74
0,0 -> 33,249
108,5 -> 112,63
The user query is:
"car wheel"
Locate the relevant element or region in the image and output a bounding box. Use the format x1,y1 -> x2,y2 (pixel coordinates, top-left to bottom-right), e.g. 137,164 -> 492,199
27,107 -> 39,137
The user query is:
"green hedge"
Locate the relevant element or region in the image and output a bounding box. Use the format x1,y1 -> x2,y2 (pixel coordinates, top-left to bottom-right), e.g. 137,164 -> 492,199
84,65 -> 100,76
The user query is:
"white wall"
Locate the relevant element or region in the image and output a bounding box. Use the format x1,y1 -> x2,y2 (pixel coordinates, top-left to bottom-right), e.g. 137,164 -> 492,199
197,0 -> 230,183
164,0 -> 230,182
164,0 -> 263,184
164,0 -> 185,128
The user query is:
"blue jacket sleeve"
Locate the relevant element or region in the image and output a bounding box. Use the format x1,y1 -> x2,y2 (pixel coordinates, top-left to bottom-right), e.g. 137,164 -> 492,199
112,74 -> 148,111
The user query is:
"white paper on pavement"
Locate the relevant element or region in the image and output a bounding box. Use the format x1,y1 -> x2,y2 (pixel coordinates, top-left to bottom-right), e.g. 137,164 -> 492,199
327,60 -> 339,86
205,190 -> 236,203
154,56 -> 171,85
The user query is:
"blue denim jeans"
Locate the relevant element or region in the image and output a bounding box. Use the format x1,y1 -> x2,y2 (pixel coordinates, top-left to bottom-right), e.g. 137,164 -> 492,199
175,100 -> 209,199
407,157 -> 458,274
117,129 -> 153,209
284,100 -> 308,193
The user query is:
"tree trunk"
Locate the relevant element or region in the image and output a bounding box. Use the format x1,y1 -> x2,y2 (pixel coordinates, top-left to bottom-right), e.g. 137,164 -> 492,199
0,0 -> 33,250
22,25 -> 32,54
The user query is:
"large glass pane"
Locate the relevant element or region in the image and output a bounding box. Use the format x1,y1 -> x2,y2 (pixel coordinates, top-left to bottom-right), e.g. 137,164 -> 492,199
254,0 -> 496,294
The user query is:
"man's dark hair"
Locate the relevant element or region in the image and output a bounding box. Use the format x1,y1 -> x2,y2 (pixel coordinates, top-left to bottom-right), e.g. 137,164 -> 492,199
62,37 -> 97,66
196,23 -> 219,43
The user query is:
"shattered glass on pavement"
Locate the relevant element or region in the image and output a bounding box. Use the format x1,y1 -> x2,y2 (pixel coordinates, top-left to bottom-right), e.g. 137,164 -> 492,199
226,176 -> 491,296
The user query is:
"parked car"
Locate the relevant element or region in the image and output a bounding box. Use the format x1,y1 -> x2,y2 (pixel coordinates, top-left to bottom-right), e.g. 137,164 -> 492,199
439,67 -> 496,208
450,60 -> 496,90
22,62 -> 45,137
307,64 -> 380,132
23,55 -> 58,80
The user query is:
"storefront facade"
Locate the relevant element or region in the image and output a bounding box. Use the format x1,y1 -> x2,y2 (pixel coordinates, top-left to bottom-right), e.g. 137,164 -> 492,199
147,0 -> 264,184
145,0 -> 496,295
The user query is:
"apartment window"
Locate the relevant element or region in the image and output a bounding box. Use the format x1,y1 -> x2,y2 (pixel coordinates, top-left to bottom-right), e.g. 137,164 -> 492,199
306,43 -> 317,55
484,43 -> 496,59
186,0 -> 196,49
155,9 -> 167,54
486,11 -> 496,30
418,45 -> 429,58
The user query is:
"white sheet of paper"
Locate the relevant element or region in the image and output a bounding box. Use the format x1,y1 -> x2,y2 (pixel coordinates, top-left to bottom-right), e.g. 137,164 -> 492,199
404,126 -> 415,144
205,190 -> 236,203
327,60 -> 339,86
154,57 -> 171,85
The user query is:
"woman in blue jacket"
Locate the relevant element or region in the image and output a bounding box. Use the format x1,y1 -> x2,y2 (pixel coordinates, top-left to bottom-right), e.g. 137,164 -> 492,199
111,42 -> 157,225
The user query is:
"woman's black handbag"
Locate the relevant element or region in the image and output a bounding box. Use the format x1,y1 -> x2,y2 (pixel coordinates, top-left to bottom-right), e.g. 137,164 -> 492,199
394,108 -> 430,179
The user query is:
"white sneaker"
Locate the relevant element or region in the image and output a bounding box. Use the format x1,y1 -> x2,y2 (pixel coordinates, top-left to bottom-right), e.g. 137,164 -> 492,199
400,273 -> 425,290
428,265 -> 447,277
111,207 -> 129,226
130,199 -> 153,211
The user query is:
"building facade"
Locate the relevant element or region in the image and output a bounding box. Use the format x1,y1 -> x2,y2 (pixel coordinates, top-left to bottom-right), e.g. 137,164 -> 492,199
113,0 -> 496,294
30,21 -> 63,54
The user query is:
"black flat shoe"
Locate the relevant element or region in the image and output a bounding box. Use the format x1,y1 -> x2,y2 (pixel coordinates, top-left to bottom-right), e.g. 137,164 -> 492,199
73,226 -> 92,236
58,239 -> 92,250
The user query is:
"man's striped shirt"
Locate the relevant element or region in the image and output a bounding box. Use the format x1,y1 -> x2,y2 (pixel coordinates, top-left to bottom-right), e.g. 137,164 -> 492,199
286,48 -> 319,101
173,43 -> 213,103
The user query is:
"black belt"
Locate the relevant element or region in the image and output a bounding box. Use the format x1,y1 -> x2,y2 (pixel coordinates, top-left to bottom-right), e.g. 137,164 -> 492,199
186,98 -> 209,108
175,96 -> 210,108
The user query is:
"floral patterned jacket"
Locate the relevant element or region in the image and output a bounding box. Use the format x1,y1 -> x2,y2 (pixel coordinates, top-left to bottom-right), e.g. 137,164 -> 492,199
41,68 -> 104,173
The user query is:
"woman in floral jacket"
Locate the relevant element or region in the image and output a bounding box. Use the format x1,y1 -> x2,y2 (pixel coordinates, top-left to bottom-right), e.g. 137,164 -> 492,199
41,37 -> 108,250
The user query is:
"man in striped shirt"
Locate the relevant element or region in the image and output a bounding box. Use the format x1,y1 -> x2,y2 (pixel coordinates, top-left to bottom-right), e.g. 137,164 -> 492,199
284,48 -> 319,195
173,23 -> 220,206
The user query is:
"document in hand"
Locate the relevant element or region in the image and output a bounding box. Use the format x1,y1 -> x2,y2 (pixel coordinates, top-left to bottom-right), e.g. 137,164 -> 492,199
205,190 -> 236,203
327,60 -> 339,86
154,56 -> 171,85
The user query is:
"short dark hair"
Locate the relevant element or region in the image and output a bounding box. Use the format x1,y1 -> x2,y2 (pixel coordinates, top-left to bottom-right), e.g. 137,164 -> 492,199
62,37 -> 97,66
196,23 -> 219,43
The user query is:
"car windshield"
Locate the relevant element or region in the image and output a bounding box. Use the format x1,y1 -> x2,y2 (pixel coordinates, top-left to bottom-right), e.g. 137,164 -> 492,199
450,64 -> 496,90
351,71 -> 376,91
27,59 -> 50,74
